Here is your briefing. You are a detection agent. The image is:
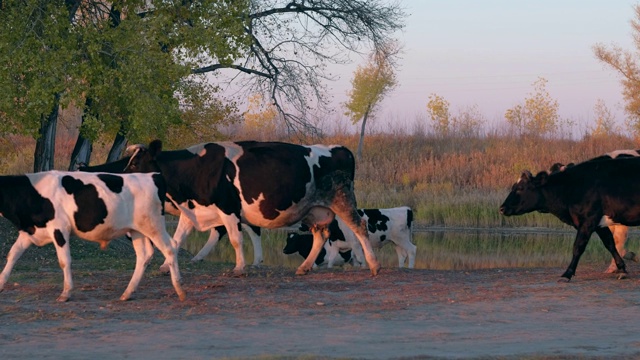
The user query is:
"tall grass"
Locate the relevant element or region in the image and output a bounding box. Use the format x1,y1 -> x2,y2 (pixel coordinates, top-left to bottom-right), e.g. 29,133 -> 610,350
2,123 -> 636,229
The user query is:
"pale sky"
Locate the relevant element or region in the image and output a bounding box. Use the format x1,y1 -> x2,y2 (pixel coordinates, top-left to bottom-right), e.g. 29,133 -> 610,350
326,0 -> 638,132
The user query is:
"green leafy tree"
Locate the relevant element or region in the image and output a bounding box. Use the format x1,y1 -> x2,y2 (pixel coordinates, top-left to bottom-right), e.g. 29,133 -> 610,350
344,43 -> 398,159
0,0 -> 249,170
593,4 -> 640,135
0,0 -> 405,170
505,77 -> 559,137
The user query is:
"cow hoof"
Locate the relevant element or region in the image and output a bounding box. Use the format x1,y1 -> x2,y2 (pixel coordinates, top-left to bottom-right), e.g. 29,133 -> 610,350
557,277 -> 571,283
295,267 -> 310,276
370,263 -> 381,276
190,257 -> 204,263
56,295 -> 70,302
119,294 -> 132,301
158,263 -> 171,274
176,289 -> 187,302
616,273 -> 629,280
233,268 -> 246,276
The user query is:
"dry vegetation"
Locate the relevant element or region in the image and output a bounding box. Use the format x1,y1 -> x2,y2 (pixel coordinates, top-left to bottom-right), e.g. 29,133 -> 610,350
0,122 -> 637,229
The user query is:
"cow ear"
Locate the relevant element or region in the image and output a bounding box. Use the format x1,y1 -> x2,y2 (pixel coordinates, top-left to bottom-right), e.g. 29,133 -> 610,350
535,171 -> 549,186
149,140 -> 163,157
520,170 -> 533,182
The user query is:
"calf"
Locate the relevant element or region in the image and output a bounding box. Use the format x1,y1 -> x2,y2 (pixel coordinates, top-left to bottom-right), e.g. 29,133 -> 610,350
123,140 -> 381,276
550,149 -> 640,273
0,171 -> 185,301
299,207 -> 416,268
498,157 -> 640,280
283,232 -> 354,268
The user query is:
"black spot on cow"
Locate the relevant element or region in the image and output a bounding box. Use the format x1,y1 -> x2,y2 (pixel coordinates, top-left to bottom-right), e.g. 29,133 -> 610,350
361,209 -> 390,233
327,218 -> 345,242
54,229 -> 66,247
0,175 -> 55,234
97,174 -> 124,193
152,173 -> 167,215
188,200 -> 195,209
236,142 -> 313,220
406,208 -> 414,228
61,175 -> 108,232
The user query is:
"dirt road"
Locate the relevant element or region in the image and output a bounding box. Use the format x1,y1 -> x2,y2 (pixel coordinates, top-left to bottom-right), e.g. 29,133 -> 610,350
1,261 -> 640,359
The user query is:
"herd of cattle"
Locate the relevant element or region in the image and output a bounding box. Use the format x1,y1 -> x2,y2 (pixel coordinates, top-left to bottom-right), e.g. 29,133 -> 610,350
0,139 -> 638,302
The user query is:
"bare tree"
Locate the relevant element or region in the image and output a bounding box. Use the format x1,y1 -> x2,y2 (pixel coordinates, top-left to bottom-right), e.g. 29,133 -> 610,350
193,0 -> 406,134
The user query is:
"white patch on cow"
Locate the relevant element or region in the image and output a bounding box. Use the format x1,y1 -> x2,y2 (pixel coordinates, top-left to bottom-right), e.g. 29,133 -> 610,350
170,197 -> 226,232
606,149 -> 640,158
186,143 -> 209,156
223,141 -> 244,161
304,144 -> 335,169
599,215 -> 615,227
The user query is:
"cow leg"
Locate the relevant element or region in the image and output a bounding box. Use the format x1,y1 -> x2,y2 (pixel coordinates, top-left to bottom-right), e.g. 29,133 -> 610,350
191,226 -> 225,263
52,231 -> 73,302
394,246 -> 407,268
120,233 -> 155,301
160,214 -> 195,273
0,233 -> 34,292
296,226 -> 329,275
325,242 -> 339,268
224,218 -> 246,276
405,242 -> 417,269
141,229 -> 186,301
332,207 -> 381,276
595,227 -> 627,279
243,224 -> 263,266
561,227 -> 594,281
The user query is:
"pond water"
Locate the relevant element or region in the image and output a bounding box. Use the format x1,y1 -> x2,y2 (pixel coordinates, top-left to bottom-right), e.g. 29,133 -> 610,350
181,228 -> 640,271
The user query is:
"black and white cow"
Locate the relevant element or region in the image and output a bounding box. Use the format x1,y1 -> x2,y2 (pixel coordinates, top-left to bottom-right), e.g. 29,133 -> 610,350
283,232 -> 355,268
0,171 -> 185,302
298,206 -> 416,268
498,156 -> 640,280
79,157 -> 265,269
123,140 -> 381,276
549,149 -> 640,273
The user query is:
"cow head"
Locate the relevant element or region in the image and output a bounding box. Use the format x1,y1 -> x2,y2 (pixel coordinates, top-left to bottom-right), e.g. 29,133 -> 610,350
499,170 -> 548,216
282,232 -> 316,258
124,140 -> 163,173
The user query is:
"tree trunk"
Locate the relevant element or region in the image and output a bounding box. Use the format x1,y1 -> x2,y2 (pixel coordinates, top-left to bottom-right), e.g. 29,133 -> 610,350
68,97 -> 94,170
356,106 -> 371,161
33,94 -> 60,172
106,124 -> 128,162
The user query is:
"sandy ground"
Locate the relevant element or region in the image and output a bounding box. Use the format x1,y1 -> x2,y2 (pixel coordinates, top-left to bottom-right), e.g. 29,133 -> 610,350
1,257 -> 640,360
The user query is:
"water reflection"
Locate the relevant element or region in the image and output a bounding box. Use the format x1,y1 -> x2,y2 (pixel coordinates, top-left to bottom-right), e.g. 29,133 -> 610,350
181,229 -> 637,271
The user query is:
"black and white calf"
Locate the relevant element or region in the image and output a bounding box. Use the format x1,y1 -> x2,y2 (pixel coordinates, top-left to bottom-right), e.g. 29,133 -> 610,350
0,171 -> 185,302
498,156 -> 640,280
298,207 -> 416,268
549,149 -> 640,273
283,232 -> 355,268
123,140 -> 381,276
